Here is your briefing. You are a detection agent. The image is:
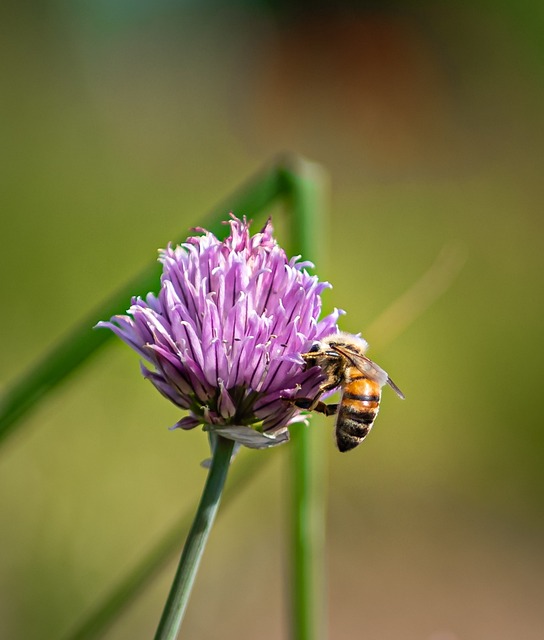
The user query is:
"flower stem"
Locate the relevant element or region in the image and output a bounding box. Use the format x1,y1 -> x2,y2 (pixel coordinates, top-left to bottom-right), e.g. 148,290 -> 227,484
63,449 -> 264,640
153,435 -> 234,640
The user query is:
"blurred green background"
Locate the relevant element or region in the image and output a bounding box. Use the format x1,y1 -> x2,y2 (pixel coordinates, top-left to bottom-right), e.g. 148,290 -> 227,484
1,1 -> 543,639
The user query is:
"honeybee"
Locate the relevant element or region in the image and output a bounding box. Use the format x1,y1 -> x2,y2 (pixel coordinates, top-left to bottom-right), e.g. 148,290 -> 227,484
293,332 -> 404,452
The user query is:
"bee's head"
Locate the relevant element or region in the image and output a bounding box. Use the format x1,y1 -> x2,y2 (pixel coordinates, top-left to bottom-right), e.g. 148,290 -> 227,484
324,332 -> 368,354
300,341 -> 323,369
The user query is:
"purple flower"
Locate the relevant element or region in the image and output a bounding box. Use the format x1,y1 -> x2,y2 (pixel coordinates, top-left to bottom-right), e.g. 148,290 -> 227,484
97,215 -> 341,448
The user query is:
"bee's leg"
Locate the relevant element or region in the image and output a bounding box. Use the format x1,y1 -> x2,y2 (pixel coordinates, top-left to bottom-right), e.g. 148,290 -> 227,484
291,387 -> 325,412
292,397 -> 317,410
311,401 -> 339,417
293,398 -> 339,417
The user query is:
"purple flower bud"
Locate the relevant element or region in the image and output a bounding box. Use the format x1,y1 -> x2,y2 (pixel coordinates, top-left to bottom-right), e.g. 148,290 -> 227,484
97,215 -> 342,448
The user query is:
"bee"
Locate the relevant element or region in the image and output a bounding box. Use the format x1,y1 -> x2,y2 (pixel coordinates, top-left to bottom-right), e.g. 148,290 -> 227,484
293,332 -> 404,452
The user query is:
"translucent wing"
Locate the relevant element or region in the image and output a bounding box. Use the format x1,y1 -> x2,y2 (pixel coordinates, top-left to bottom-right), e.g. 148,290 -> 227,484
330,344 -> 405,399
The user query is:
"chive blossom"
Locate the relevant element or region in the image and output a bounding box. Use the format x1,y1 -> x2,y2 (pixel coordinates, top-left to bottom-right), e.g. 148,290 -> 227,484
97,215 -> 341,448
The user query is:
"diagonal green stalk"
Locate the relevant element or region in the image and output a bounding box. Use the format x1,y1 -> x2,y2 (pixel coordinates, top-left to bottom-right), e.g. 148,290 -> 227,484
154,434 -> 235,640
0,154 -> 329,448
0,158 -> 285,445
282,158 -> 329,640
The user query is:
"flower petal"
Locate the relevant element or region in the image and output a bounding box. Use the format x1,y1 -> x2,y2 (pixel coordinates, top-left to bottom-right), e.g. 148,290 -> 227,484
170,416 -> 201,430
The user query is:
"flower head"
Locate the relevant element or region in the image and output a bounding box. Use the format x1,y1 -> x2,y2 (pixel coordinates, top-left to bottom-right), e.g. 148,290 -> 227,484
98,215 -> 341,448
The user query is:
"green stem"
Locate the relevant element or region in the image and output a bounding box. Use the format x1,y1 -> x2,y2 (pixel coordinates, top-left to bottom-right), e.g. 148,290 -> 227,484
62,449 -> 264,640
282,157 -> 329,640
154,435 -> 234,640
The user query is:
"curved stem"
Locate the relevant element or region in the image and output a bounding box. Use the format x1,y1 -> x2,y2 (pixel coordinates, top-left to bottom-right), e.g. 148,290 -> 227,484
154,435 -> 234,640
282,157 -> 329,640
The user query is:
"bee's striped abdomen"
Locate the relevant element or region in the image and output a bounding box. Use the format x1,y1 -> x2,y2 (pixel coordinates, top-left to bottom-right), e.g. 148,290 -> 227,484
335,371 -> 381,452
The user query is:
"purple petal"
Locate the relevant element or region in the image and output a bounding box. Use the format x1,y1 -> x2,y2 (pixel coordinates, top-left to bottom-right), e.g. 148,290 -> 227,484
170,416 -> 201,430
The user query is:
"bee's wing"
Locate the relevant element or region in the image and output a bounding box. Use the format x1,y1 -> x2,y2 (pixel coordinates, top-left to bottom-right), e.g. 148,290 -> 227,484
383,373 -> 405,400
331,345 -> 405,399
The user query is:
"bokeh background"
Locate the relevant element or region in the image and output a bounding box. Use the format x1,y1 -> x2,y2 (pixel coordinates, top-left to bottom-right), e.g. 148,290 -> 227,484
1,1 -> 543,639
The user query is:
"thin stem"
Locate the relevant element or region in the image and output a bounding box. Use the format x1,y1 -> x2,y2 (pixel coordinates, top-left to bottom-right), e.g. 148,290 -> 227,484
282,157 -> 329,640
62,449 -> 264,640
154,435 -> 234,640
364,242 -> 467,350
